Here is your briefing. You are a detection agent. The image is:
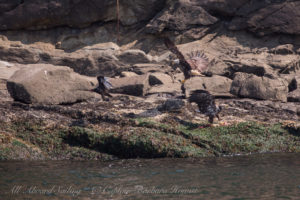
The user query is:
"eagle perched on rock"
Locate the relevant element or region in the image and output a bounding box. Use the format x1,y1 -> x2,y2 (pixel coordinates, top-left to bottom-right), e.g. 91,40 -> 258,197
93,76 -> 112,101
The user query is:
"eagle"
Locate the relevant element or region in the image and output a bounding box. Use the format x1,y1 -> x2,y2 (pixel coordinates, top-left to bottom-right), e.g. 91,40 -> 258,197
189,90 -> 222,124
164,37 -> 222,124
164,37 -> 211,80
93,76 -> 113,101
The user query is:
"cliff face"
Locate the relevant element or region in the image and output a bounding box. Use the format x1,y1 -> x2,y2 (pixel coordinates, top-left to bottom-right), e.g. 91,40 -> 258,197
1,0 -> 300,34
0,0 -> 166,30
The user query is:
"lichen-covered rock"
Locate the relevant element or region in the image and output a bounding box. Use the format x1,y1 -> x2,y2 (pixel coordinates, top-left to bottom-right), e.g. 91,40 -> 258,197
7,64 -> 98,104
230,72 -> 289,102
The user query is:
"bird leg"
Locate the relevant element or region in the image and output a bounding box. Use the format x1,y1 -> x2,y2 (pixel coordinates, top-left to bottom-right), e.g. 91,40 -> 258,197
100,91 -> 112,101
104,91 -> 112,97
101,93 -> 109,101
208,116 -> 214,124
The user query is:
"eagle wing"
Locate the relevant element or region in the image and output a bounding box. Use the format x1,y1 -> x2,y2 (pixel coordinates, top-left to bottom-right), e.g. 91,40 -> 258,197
164,37 -> 192,79
186,51 -> 209,74
164,37 -> 210,77
102,77 -> 113,90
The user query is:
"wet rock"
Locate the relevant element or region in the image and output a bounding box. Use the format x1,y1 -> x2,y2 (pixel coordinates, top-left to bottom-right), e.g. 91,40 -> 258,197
230,72 -> 288,102
133,109 -> 162,118
157,99 -> 185,112
109,74 -> 150,96
7,64 -> 98,104
184,76 -> 233,98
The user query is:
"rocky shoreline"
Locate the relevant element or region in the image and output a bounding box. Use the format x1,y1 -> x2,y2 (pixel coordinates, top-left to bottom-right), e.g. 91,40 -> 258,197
0,0 -> 300,160
0,93 -> 299,160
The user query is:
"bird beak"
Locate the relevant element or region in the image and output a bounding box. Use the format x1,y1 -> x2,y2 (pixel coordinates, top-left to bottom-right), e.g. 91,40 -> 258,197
181,79 -> 186,84
190,70 -> 204,76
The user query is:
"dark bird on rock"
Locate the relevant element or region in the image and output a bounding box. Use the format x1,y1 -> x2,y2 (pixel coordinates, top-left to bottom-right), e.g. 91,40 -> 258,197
93,76 -> 113,101
188,90 -> 222,124
164,37 -> 212,81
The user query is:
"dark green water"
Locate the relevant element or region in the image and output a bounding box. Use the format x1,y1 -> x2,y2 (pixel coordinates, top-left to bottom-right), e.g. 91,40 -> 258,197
0,153 -> 299,200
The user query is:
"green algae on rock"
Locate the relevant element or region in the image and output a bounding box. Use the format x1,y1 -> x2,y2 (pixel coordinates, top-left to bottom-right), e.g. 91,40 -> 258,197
0,118 -> 299,160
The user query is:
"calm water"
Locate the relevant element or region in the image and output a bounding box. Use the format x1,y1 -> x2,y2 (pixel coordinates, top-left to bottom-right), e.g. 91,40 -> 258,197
0,153 -> 299,200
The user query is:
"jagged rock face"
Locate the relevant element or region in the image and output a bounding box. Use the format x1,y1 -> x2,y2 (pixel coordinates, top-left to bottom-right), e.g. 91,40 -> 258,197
229,0 -> 300,35
0,0 -> 166,30
6,64 -> 98,104
1,0 -> 299,36
146,0 -> 218,33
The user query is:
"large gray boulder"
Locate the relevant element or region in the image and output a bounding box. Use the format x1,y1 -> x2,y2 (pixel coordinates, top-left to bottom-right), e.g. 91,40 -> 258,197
7,64 -> 98,104
230,72 -> 288,102
184,75 -> 233,98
